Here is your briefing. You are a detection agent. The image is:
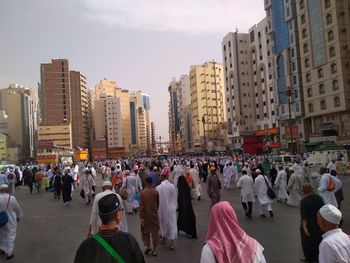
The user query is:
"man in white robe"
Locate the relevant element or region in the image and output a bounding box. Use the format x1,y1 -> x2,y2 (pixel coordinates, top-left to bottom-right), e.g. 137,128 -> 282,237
122,170 -> 142,214
274,166 -> 288,203
230,162 -> 238,188
172,164 -> 183,187
88,181 -> 127,236
223,163 -> 232,190
254,169 -> 274,218
237,170 -> 255,218
0,184 -> 23,259
156,173 -> 178,250
190,164 -> 202,200
317,167 -> 341,208
286,167 -> 302,207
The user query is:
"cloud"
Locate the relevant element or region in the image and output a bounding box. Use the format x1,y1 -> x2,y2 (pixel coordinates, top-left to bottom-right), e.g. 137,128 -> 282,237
81,0 -> 265,34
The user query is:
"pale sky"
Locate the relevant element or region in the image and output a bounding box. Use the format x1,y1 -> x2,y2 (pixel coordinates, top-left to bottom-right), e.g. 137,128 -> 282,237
0,0 -> 265,140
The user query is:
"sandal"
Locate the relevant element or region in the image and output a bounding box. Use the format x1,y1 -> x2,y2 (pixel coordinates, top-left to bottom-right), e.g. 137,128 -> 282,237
144,248 -> 151,255
152,251 -> 158,257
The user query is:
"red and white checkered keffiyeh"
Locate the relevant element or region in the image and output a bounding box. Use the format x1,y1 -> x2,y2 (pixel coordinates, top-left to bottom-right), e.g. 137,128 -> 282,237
205,201 -> 259,263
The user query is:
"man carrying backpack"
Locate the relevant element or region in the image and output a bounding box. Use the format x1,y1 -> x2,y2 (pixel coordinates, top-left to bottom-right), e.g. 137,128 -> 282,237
317,167 -> 342,208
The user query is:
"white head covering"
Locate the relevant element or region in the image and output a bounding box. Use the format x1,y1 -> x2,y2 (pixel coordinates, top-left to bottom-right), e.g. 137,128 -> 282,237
0,184 -> 9,189
319,204 -> 342,225
102,181 -> 112,187
255,169 -> 261,174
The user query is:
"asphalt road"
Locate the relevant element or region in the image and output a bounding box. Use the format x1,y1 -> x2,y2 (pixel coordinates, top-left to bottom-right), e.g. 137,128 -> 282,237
4,174 -> 350,263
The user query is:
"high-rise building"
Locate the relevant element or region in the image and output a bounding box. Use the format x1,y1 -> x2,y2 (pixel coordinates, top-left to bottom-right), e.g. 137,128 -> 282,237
151,122 -> 156,152
168,79 -> 181,152
222,32 -> 257,152
0,84 -> 38,162
189,61 -> 226,152
265,0 -> 307,153
70,71 -> 89,149
296,0 -> 350,144
39,59 -> 90,151
40,59 -> 71,125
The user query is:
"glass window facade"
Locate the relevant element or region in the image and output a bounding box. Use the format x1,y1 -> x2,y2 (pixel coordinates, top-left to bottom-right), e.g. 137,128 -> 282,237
130,101 -> 137,145
308,0 -> 326,67
272,0 -> 290,53
277,55 -> 288,104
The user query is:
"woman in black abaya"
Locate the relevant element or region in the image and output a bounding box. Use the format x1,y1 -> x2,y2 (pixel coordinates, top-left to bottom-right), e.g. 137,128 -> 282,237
177,175 -> 197,238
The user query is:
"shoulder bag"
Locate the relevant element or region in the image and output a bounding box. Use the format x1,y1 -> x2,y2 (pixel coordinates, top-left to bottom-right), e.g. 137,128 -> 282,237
0,194 -> 11,227
263,175 -> 276,200
93,234 -> 126,263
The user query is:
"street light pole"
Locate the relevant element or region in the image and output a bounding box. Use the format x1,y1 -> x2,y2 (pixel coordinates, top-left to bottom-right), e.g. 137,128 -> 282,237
202,115 -> 207,153
286,88 -> 295,154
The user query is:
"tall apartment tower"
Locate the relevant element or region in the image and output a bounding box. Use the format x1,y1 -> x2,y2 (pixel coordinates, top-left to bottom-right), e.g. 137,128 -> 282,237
190,61 -> 226,151
40,59 -> 71,124
0,84 -> 38,161
265,0 -> 307,153
296,0 -> 350,143
168,79 -> 181,152
222,33 -> 256,151
70,71 -> 89,149
167,75 -> 191,152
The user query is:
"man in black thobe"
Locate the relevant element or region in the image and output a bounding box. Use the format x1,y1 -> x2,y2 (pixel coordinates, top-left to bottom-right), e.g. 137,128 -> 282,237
300,183 -> 325,262
74,193 -> 145,263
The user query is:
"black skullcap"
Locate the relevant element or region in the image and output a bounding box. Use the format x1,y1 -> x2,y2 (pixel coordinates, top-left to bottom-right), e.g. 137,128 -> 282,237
98,194 -> 121,216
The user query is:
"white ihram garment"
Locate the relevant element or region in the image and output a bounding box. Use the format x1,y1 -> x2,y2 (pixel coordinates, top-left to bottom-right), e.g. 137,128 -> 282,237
0,193 -> 23,255
274,170 -> 289,202
254,175 -> 272,215
237,175 -> 255,203
156,180 -> 178,240
286,173 -> 301,207
317,173 -> 342,207
190,168 -> 202,198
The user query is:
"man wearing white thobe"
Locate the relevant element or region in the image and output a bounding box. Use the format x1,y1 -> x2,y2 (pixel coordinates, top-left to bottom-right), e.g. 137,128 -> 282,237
317,204 -> 350,263
230,162 -> 238,188
254,170 -> 274,218
274,166 -> 288,203
190,165 -> 202,200
122,170 -> 142,214
326,160 -> 336,173
237,170 -> 255,218
172,164 -> 184,188
317,168 -> 341,207
88,181 -> 127,235
156,173 -> 178,250
0,184 -> 23,259
223,163 -> 232,189
286,168 -> 302,207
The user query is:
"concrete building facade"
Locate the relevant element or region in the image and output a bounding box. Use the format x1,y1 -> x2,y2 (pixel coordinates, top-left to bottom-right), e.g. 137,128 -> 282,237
296,0 -> 350,144
189,61 -> 226,152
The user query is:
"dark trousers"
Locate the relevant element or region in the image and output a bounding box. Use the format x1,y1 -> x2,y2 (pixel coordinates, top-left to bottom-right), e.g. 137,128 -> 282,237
242,201 -> 253,217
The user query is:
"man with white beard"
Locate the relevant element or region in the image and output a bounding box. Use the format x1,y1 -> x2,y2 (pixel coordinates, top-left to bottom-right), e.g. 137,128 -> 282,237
274,165 -> 289,204
254,169 -> 274,218
156,172 -> 178,250
237,170 -> 255,218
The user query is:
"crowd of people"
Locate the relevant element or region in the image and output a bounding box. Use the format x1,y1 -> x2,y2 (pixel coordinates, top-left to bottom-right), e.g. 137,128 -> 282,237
0,154 -> 349,262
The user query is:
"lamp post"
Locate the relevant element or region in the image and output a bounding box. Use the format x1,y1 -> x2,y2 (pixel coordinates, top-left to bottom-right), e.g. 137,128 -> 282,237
202,115 -> 207,153
286,87 -> 295,154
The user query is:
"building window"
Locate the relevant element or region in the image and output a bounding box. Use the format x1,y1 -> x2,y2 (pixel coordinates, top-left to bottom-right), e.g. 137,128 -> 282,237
328,30 -> 334,41
325,0 -> 330,8
301,14 -> 306,24
305,58 -> 310,68
306,73 -> 311,82
318,68 -> 324,78
299,0 -> 304,9
320,100 -> 326,110
302,29 -> 307,38
308,103 -> 314,112
326,14 -> 332,25
331,63 -> 337,73
303,43 -> 308,53
329,47 -> 336,57
334,96 -> 341,107
319,83 -> 325,94
332,79 -> 339,90
307,88 -> 312,97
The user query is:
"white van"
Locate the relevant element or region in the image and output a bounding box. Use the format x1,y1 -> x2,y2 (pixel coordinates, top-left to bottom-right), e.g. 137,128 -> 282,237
273,155 -> 300,166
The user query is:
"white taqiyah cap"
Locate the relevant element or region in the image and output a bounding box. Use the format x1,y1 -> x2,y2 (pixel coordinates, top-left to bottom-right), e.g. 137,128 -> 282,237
102,181 -> 112,187
0,184 -> 9,189
255,169 -> 261,173
319,204 -> 342,225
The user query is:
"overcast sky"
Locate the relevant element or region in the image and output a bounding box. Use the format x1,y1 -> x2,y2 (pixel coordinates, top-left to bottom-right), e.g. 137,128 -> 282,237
0,0 -> 265,140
